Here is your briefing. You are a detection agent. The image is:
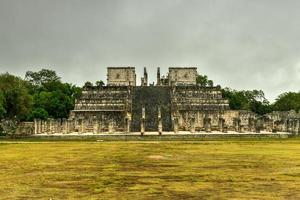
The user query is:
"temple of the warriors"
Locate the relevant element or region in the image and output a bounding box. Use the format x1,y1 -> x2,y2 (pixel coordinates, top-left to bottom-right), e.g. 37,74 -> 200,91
33,67 -> 300,135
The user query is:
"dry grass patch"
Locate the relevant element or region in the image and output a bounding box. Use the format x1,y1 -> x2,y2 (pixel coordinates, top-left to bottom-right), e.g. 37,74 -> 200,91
0,140 -> 300,199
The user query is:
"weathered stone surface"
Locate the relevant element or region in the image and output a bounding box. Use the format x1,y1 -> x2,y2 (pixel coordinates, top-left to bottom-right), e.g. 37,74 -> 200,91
31,67 -> 300,135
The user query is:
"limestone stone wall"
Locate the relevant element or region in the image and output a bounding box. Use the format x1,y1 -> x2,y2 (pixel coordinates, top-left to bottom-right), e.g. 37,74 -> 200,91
168,67 -> 197,86
107,67 -> 136,86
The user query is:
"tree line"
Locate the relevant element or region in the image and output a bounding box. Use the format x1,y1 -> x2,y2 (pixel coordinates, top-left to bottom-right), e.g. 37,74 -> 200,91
196,75 -> 300,115
0,70 -> 299,122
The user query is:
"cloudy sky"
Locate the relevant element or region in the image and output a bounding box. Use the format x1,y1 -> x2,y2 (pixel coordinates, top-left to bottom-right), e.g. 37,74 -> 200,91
0,0 -> 300,101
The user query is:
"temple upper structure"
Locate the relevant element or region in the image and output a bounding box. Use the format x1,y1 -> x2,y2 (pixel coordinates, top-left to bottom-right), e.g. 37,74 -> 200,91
168,67 -> 197,86
107,67 -> 136,86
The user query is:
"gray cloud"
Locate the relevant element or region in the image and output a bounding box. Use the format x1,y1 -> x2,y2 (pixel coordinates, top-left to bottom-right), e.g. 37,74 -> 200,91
0,0 -> 300,101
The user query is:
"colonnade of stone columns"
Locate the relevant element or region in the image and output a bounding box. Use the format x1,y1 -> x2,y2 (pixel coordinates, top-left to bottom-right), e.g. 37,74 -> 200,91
34,115 -> 300,135
34,118 -> 75,134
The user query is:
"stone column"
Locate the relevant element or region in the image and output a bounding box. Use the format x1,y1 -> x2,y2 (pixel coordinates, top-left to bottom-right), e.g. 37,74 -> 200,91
124,113 -> 130,133
255,119 -> 261,133
108,120 -> 114,134
158,107 -> 162,135
66,119 -> 71,134
98,120 -> 102,133
292,119 -> 297,135
49,118 -> 55,134
93,119 -> 99,134
234,118 -> 241,133
219,118 -> 224,132
288,119 -> 292,133
173,117 -> 179,134
248,118 -> 254,132
57,119 -> 60,133
78,119 -> 84,134
61,118 -> 66,134
126,118 -> 131,133
270,119 -> 275,133
141,107 -> 145,135
285,119 -> 289,133
297,119 -> 300,135
240,125 -> 245,133
223,125 -> 228,133
204,117 -> 211,133
45,119 -> 49,134
40,120 -> 44,133
38,119 -> 42,134
190,116 -> 195,133
273,121 -> 278,133
34,119 -> 38,134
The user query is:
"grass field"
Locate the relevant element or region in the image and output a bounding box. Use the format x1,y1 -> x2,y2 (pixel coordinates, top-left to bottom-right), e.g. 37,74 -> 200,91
1,140 -> 300,199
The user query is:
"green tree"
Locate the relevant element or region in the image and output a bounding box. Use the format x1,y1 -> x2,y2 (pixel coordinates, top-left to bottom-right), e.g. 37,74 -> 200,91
196,75 -> 214,87
95,80 -> 105,88
222,88 -> 271,115
0,91 -> 6,119
272,92 -> 300,112
25,69 -> 82,120
0,73 -> 33,120
83,81 -> 93,89
25,69 -> 61,87
27,107 -> 48,120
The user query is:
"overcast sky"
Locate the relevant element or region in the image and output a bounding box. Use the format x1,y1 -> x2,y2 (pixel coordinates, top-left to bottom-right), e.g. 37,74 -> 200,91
0,0 -> 300,102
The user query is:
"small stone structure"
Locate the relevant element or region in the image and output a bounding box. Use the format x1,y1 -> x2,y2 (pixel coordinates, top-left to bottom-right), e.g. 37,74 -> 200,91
32,67 -> 300,135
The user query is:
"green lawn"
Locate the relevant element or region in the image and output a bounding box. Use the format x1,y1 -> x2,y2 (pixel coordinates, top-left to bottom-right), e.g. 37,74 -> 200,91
1,140 -> 300,199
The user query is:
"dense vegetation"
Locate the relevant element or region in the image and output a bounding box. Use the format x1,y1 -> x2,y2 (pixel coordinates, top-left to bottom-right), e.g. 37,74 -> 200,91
196,74 -> 300,115
0,71 -> 299,123
0,69 -> 82,122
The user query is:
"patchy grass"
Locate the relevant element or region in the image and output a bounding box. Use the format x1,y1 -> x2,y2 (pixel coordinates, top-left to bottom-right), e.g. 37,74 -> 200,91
0,140 -> 300,199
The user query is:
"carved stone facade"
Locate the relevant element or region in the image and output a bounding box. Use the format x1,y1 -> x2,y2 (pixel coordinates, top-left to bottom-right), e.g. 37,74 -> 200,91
33,67 -> 300,135
107,67 -> 136,86
168,67 -> 197,86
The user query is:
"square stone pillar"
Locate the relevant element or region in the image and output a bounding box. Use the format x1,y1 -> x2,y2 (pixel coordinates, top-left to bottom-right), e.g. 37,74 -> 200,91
234,118 -> 241,133
297,119 -> 300,135
173,117 -> 179,134
158,107 -> 162,135
272,121 -> 278,133
255,119 -> 261,133
158,119 -> 162,135
219,118 -> 225,132
62,118 -> 67,134
126,119 -> 131,133
204,117 -> 211,133
140,118 -> 145,135
125,112 -> 131,133
223,125 -> 228,133
40,120 -> 44,133
108,121 -> 114,134
285,119 -> 289,133
240,125 -> 245,133
66,119 -> 71,133
292,119 -> 298,135
248,118 -> 255,132
38,119 -> 42,134
49,119 -> 55,134
141,107 -> 145,135
78,119 -> 84,134
190,117 -> 195,133
93,119 -> 99,134
34,119 -> 38,134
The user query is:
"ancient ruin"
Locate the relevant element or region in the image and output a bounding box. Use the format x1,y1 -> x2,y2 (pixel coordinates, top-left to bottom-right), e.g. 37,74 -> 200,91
33,67 -> 300,135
